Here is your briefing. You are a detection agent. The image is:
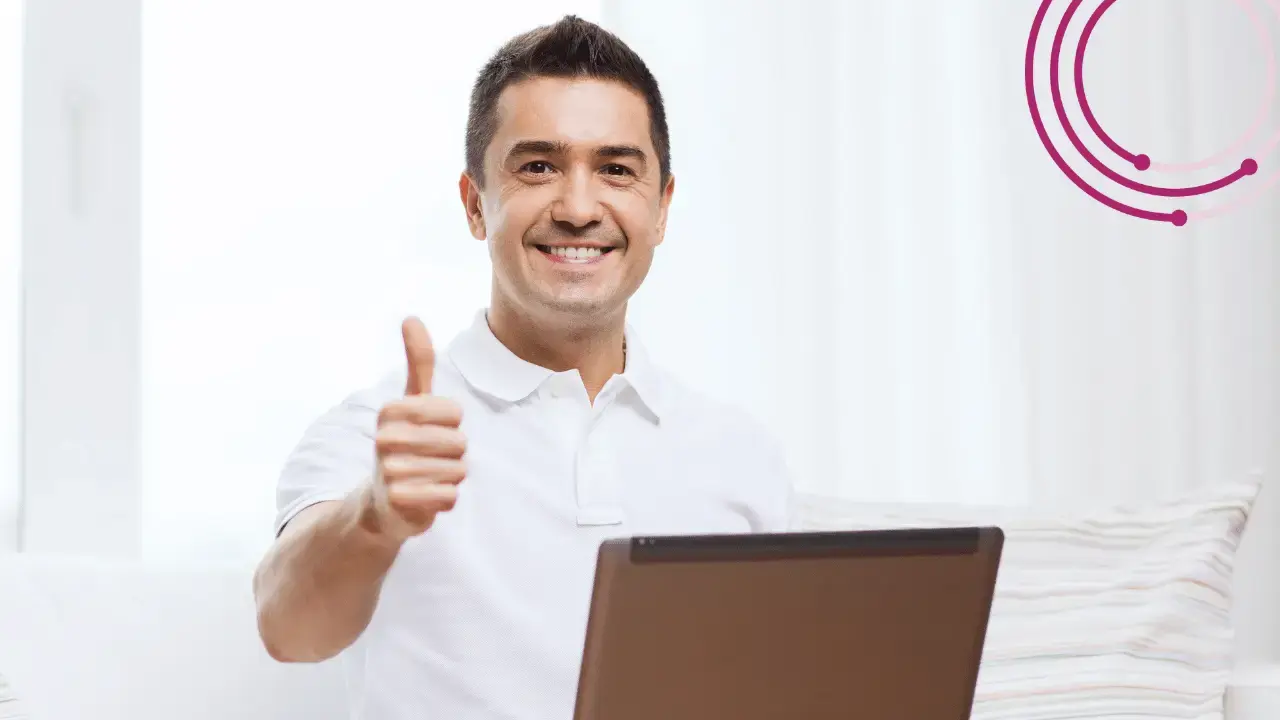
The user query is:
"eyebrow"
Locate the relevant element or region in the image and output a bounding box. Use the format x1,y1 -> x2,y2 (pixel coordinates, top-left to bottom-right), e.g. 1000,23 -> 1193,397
507,140 -> 570,158
506,140 -> 649,169
597,144 -> 648,168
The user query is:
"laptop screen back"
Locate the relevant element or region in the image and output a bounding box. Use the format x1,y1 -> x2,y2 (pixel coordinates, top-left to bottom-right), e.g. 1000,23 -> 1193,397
574,528 -> 1002,720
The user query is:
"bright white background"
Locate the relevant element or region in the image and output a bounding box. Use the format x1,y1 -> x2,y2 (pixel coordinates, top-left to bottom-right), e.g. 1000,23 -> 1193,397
600,0 -> 1280,663
140,0 -> 601,561
0,0 -> 21,552
5,0 -> 1279,666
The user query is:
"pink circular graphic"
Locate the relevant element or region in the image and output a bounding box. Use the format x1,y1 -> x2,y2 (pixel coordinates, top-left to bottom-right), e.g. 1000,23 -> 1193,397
1025,0 -> 1278,225
1079,0 -> 1275,174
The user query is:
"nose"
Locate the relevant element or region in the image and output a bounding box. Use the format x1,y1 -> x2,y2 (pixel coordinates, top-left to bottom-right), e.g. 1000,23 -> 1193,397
550,167 -> 604,229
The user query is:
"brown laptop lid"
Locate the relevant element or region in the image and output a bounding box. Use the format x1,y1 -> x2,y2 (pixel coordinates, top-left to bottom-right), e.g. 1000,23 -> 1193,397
575,528 -> 1003,720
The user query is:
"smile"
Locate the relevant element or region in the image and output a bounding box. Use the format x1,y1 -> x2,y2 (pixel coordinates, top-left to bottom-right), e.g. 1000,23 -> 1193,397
534,245 -> 616,265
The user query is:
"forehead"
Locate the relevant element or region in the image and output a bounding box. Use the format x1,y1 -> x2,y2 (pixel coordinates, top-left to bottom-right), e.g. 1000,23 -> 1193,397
491,76 -> 653,152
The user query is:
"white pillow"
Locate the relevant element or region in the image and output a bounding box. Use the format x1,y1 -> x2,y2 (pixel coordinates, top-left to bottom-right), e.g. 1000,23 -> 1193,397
0,673 -> 25,720
790,478 -> 1261,720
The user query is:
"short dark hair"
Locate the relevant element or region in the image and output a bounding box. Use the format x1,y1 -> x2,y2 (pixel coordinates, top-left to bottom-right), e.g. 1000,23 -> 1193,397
465,15 -> 671,188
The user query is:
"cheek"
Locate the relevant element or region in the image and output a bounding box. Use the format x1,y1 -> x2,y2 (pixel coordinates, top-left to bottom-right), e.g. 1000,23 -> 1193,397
612,196 -> 664,247
485,196 -> 540,249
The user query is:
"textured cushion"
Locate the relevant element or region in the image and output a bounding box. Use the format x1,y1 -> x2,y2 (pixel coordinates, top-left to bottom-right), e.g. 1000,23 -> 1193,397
0,673 -> 25,720
790,478 -> 1262,720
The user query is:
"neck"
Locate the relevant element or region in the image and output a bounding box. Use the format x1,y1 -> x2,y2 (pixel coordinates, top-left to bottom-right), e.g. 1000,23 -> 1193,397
486,296 -> 627,403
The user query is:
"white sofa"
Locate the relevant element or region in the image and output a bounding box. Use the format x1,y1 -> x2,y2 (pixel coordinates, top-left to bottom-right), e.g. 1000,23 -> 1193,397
2,484 -> 1279,720
1,553 -> 1278,720
0,554 -> 346,720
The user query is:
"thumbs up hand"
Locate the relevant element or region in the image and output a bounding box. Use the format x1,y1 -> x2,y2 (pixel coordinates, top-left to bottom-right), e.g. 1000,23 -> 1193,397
364,317 -> 467,544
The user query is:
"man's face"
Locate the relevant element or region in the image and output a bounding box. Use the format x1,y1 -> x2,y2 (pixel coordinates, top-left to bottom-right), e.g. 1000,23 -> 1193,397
461,77 -> 673,327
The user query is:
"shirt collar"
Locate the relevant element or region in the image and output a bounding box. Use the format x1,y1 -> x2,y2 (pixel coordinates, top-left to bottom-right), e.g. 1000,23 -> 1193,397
446,309 -> 666,420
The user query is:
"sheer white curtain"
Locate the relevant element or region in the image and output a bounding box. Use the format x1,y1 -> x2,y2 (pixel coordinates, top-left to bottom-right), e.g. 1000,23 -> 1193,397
140,0 -> 601,564
607,0 -> 1036,506
0,0 -> 22,552
602,0 -> 1280,661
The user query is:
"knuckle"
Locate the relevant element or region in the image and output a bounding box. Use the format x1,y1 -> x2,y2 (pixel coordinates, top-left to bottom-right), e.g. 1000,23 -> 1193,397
431,427 -> 467,457
387,481 -> 427,503
408,394 -> 436,416
384,483 -> 411,504
374,426 -> 403,453
377,400 -> 408,426
436,486 -> 460,507
380,455 -> 410,476
431,397 -> 464,426
449,459 -> 468,483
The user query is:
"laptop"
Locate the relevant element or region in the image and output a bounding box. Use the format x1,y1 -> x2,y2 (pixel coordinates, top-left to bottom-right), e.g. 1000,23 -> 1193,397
572,526 -> 1003,720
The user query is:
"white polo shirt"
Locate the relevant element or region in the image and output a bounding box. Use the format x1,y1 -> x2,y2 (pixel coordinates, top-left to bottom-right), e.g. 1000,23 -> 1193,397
274,309 -> 793,720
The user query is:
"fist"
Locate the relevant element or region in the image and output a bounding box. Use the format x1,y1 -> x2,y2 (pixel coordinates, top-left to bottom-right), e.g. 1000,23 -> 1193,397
366,316 -> 467,543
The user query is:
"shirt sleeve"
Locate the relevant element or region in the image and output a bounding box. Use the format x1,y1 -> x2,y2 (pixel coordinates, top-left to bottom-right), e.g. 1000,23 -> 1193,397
273,374 -> 398,536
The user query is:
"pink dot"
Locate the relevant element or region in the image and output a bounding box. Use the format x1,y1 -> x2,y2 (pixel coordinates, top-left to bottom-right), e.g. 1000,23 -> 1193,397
1133,154 -> 1151,171
1242,159 -> 1258,175
1171,210 -> 1188,227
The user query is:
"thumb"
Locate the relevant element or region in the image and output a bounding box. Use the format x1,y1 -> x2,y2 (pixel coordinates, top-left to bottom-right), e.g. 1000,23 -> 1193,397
401,316 -> 435,395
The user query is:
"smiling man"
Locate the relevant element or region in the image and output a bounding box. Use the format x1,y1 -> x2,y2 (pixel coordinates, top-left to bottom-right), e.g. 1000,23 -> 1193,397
252,15 -> 793,720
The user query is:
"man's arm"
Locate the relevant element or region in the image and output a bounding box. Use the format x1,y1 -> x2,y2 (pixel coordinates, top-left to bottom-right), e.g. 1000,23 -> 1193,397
253,317 -> 466,663
252,489 -> 398,662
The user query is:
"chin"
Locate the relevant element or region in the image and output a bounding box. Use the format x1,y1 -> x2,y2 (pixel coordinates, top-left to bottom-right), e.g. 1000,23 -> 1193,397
533,291 -> 623,320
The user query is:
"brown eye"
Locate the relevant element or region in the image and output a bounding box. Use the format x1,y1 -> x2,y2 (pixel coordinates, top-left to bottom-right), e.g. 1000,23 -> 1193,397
523,161 -> 553,174
602,164 -> 634,177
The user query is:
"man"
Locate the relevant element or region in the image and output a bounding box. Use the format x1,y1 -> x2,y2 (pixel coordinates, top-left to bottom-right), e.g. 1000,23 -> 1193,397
253,14 -> 792,720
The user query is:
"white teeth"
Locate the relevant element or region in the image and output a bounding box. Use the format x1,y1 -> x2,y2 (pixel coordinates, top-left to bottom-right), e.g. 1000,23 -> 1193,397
547,246 -> 604,262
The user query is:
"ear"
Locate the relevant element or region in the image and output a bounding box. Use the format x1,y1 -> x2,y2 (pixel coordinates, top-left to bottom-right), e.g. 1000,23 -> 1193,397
459,172 -> 486,240
655,173 -> 675,247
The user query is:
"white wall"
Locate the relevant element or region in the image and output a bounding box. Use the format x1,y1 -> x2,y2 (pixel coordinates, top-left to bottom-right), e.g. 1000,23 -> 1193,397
10,1 -> 1278,668
19,0 -> 141,555
16,0 -> 609,563
0,0 -> 23,552
602,0 -> 1280,663
139,0 -> 601,565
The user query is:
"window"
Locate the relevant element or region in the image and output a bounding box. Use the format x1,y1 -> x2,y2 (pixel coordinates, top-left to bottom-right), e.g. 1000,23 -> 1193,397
0,0 -> 22,552
140,1 -> 602,564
